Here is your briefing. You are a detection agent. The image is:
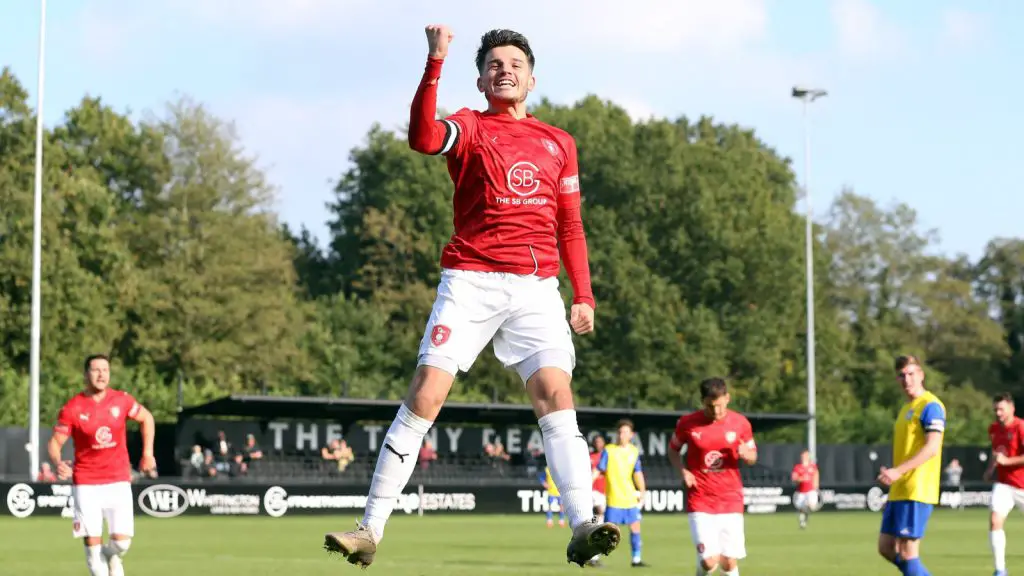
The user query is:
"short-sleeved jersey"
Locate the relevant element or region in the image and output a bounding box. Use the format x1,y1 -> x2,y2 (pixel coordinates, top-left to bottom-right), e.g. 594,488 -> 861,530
437,108 -> 582,278
590,450 -> 606,494
792,463 -> 818,493
889,391 -> 946,503
990,417 -> 1024,489
540,467 -> 560,497
54,390 -> 140,485
669,410 -> 755,514
597,444 -> 642,508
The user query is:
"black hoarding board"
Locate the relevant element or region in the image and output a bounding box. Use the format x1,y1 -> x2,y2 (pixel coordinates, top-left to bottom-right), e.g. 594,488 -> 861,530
0,481 -> 991,519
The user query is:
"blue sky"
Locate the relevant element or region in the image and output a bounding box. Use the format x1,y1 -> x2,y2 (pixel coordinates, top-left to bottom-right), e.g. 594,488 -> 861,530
1,0 -> 1019,261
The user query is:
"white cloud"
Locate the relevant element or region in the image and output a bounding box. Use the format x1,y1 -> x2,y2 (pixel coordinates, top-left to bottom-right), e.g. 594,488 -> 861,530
831,0 -> 908,62
939,8 -> 988,50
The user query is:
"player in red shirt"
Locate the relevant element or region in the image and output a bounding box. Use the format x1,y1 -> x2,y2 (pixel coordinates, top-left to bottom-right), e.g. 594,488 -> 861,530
985,392 -> 1024,576
48,354 -> 155,576
323,25 -> 618,568
590,434 -> 607,522
791,449 -> 819,530
668,378 -> 757,576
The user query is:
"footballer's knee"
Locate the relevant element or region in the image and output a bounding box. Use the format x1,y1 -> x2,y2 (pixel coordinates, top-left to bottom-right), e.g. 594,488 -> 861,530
991,511 -> 1006,531
525,366 -> 574,417
720,556 -> 738,571
629,521 -> 641,534
700,555 -> 719,572
877,534 -> 896,561
404,365 -> 455,420
108,537 -> 131,556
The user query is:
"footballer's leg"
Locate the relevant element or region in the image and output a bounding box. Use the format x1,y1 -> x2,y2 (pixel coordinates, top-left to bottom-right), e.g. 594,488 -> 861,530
688,513 -> 721,575
495,276 -> 619,566
628,513 -> 646,567
324,270 -> 505,567
73,484 -> 108,576
719,513 -> 746,575
989,483 -> 1015,576
103,482 -> 134,576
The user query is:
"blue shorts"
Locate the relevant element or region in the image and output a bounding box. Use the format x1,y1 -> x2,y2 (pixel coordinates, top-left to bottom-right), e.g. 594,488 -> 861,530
605,506 -> 642,525
880,500 -> 933,539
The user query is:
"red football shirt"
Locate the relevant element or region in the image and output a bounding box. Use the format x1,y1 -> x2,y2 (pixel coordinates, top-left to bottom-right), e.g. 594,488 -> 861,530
408,58 -> 594,308
792,463 -> 818,493
590,451 -> 606,494
669,410 -> 754,514
54,390 -> 140,485
990,418 -> 1024,489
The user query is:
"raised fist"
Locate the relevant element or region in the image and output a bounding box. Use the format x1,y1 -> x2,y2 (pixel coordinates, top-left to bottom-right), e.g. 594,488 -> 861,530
425,24 -> 454,60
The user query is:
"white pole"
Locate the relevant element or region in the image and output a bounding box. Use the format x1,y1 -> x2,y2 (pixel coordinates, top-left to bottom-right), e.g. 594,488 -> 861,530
802,99 -> 817,464
28,0 -> 48,481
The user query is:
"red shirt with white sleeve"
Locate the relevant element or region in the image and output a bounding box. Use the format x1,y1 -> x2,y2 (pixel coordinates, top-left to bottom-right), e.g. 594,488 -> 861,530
407,58 -> 595,309
590,451 -> 606,494
54,390 -> 141,485
792,463 -> 818,493
991,417 -> 1024,489
669,410 -> 755,514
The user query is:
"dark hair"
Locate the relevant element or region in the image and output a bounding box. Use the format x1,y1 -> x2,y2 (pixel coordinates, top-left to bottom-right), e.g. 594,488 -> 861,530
615,419 -> 634,432
475,29 -> 535,73
83,354 -> 110,372
995,392 -> 1015,405
894,354 -> 921,371
700,377 -> 728,400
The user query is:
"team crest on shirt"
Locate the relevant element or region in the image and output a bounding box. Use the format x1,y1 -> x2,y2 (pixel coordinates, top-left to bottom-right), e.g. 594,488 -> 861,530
725,431 -> 736,444
111,406 -> 120,418
905,409 -> 915,421
541,138 -> 559,157
430,325 -> 451,347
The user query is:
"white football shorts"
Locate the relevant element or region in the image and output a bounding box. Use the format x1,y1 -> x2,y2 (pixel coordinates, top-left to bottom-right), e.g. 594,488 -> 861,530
688,512 -> 746,560
418,268 -> 576,382
991,482 -> 1024,518
72,481 -> 134,538
794,490 -> 819,512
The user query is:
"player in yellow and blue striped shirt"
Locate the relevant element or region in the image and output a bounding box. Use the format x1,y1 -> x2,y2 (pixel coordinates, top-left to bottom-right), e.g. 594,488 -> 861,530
876,355 -> 945,576
540,465 -> 566,527
594,419 -> 648,567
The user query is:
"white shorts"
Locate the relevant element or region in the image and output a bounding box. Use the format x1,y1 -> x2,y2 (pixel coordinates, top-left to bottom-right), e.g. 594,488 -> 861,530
991,482 -> 1024,517
688,512 -> 746,560
592,491 -> 607,510
417,269 -> 576,382
72,482 -> 134,538
794,490 -> 819,512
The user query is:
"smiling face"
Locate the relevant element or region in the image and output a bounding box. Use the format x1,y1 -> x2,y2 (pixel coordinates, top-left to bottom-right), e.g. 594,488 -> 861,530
477,44 -> 535,105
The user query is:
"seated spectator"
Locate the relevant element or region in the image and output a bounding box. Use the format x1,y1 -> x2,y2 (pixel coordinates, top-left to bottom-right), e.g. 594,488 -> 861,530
243,434 -> 263,461
214,430 -> 232,464
189,445 -> 205,476
418,439 -> 438,470
229,452 -> 248,478
203,449 -> 219,478
321,439 -> 355,474
37,463 -> 56,482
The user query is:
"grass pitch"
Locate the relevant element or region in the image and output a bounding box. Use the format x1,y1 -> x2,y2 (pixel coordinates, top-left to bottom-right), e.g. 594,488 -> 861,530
1,509 -> 1019,574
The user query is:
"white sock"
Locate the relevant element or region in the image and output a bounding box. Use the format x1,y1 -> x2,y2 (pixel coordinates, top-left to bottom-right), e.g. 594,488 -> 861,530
538,410 -> 594,529
362,404 -> 432,541
85,545 -> 107,576
992,529 -> 1007,571
723,568 -> 738,576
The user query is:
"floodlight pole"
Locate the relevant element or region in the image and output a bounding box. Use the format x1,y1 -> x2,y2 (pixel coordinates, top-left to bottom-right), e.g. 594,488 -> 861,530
791,86 -> 827,463
28,0 -> 48,480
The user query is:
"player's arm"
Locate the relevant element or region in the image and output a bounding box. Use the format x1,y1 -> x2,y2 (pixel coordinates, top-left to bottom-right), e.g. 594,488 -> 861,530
893,402 -> 945,476
737,421 -> 757,466
128,400 -> 156,471
632,455 -> 646,502
555,138 -> 595,313
408,25 -> 461,156
668,424 -> 695,486
49,407 -> 74,480
592,449 -> 608,482
790,466 -> 800,482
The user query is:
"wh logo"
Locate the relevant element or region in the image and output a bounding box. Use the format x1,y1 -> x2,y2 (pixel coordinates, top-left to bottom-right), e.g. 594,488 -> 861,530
506,161 -> 541,197
138,484 -> 189,518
